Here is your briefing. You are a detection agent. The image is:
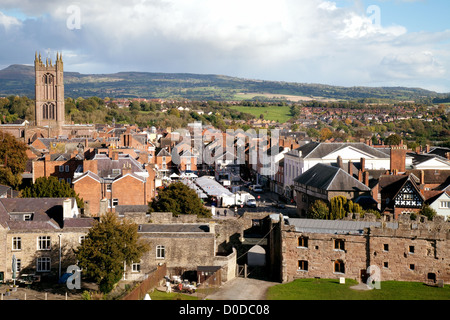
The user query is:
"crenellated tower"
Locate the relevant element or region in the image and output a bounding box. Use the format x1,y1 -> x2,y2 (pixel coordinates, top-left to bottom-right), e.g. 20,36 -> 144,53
35,52 -> 65,129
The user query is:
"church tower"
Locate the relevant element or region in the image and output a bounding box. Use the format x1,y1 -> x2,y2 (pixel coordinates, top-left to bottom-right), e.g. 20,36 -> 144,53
35,52 -> 65,128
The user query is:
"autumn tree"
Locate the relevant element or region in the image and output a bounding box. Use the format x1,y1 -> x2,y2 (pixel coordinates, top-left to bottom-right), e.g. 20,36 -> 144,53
307,200 -> 330,219
149,182 -> 211,218
0,130 -> 28,188
74,212 -> 149,293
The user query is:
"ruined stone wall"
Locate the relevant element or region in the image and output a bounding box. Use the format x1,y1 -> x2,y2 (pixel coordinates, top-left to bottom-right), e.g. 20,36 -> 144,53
279,216 -> 450,284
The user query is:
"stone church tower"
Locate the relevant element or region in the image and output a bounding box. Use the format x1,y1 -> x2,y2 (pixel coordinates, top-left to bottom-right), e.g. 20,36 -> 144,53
34,52 -> 65,128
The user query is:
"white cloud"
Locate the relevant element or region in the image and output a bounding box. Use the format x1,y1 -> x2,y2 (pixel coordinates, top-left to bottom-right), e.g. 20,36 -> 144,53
0,0 -> 449,92
0,10 -> 21,29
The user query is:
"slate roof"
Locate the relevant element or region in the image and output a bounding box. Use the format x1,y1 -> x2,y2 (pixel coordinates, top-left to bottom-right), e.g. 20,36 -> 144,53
93,153 -> 145,178
138,224 -> 211,233
288,218 -> 398,235
290,142 -> 390,159
0,198 -> 94,230
294,163 -> 370,192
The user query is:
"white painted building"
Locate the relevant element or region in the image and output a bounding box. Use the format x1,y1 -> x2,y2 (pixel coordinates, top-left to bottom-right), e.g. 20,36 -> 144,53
428,191 -> 450,221
283,142 -> 395,189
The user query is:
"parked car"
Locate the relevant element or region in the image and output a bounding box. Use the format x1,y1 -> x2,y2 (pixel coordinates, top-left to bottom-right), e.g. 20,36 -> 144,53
250,185 -> 263,193
272,201 -> 286,209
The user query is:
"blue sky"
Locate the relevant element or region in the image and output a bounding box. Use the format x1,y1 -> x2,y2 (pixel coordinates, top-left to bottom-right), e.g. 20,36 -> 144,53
0,0 -> 449,92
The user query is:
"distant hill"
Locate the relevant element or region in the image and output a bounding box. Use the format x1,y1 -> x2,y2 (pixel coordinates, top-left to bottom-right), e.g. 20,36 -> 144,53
0,64 -> 445,102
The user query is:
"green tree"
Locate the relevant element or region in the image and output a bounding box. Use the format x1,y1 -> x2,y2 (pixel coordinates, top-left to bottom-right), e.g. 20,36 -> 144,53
385,134 -> 402,146
21,176 -> 84,208
419,205 -> 437,221
0,130 -> 28,188
307,200 -> 330,219
74,212 -> 149,293
149,182 -> 211,218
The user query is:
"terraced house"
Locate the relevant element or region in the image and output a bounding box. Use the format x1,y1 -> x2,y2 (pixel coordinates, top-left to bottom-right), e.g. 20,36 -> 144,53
0,197 -> 94,283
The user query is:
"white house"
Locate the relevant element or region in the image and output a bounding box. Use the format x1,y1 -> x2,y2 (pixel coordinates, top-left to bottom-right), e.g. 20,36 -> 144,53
283,142 -> 393,189
428,191 -> 450,221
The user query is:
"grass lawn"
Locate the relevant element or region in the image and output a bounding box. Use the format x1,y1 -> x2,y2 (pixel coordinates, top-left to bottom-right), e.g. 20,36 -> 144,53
266,279 -> 450,300
149,289 -> 200,300
229,105 -> 292,123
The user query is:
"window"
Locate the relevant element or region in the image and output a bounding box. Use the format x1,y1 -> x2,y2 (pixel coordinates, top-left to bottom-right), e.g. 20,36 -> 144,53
106,184 -> 112,192
65,165 -> 69,172
383,244 -> 389,252
298,236 -> 308,248
298,260 -> 308,271
79,236 -> 86,244
440,201 -> 450,208
383,262 -> 389,269
132,263 -> 141,273
409,245 -> 415,254
334,239 -> 345,251
59,165 -> 64,172
66,178 -> 71,184
156,245 -> 165,259
38,236 -> 51,250
334,260 -> 345,274
12,237 -> 21,251
16,259 -> 21,272
409,264 -> 415,271
37,257 -> 51,272
112,199 -> 119,207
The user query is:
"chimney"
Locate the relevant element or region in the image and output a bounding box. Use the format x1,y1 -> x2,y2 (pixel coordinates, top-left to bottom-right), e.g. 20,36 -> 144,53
426,144 -> 430,153
122,162 -> 133,175
348,160 -> 353,177
364,171 -> 369,187
358,169 -> 363,182
360,157 -> 366,172
209,221 -> 216,234
112,151 -> 119,161
337,156 -> 343,169
390,146 -> 406,173
99,198 -> 108,216
420,170 -> 425,185
63,198 -> 73,219
446,152 -> 450,160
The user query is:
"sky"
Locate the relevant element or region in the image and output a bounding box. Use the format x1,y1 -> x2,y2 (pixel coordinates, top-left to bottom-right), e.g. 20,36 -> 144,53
0,0 -> 449,93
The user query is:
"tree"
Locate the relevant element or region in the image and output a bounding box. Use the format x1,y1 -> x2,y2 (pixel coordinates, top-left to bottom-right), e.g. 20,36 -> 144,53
329,196 -> 362,220
149,182 -> 211,218
419,205 -> 437,221
74,212 -> 149,293
319,127 -> 333,141
21,176 -> 84,208
307,200 -> 330,219
385,134 -> 402,146
0,130 -> 28,188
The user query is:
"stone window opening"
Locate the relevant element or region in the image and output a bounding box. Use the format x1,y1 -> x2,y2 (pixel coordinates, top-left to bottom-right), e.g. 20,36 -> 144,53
298,260 -> 308,271
297,236 -> 308,248
334,260 -> 345,274
409,245 -> 415,254
383,262 -> 389,269
334,239 -> 345,251
383,244 -> 389,252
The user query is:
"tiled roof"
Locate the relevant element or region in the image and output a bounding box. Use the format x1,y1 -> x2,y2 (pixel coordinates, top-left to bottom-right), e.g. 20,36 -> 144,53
294,163 -> 370,192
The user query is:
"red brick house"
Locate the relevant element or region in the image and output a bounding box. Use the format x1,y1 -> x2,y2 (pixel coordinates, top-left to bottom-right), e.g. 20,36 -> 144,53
72,153 -> 155,217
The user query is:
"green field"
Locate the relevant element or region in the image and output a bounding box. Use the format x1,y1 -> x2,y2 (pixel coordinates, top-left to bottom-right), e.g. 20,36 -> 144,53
266,279 -> 450,300
229,105 -> 292,123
